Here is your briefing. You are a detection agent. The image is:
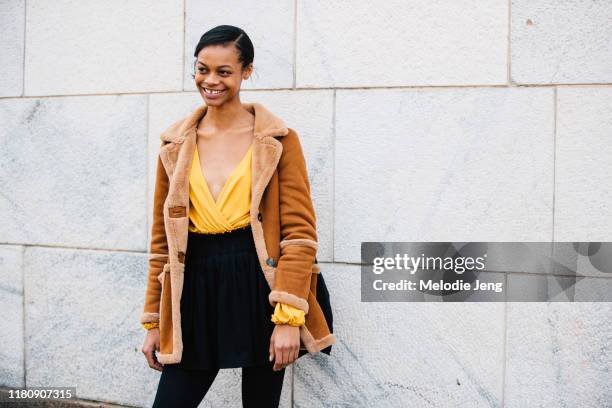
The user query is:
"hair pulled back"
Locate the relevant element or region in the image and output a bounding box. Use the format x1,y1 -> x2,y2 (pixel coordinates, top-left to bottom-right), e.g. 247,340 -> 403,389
193,25 -> 254,72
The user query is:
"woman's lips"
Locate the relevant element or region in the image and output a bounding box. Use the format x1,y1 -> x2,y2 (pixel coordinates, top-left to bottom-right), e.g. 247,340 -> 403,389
202,87 -> 227,98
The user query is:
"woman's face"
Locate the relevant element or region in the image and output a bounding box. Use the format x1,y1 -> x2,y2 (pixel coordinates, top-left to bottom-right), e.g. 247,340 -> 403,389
194,44 -> 252,106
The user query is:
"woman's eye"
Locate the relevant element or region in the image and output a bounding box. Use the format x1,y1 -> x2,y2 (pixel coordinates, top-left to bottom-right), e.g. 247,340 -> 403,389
196,69 -> 230,75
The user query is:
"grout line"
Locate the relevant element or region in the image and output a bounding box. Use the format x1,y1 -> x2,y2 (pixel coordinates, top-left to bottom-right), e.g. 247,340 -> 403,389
7,83 -> 612,101
507,0 -> 512,85
21,0 -> 27,96
21,245 -> 26,388
0,246 -> 609,280
332,90 -> 336,262
145,95 -> 151,251
501,274 -> 508,408
552,87 -> 557,242
293,0 -> 298,89
182,0 -> 186,88
21,0 -> 27,384
0,243 -> 152,255
291,364 -> 295,408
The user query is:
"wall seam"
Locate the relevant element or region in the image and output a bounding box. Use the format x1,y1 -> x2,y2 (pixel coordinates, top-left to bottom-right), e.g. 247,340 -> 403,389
4,83 -> 612,101
182,0 -> 186,89
332,89 -> 336,262
21,0 -> 27,96
501,276 -> 508,407
21,245 -> 26,388
507,0 -> 512,85
145,95 -> 151,251
552,87 -> 557,241
293,0 -> 298,89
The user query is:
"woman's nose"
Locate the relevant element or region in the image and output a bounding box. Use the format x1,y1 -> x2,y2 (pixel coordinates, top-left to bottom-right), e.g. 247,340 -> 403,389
204,74 -> 219,84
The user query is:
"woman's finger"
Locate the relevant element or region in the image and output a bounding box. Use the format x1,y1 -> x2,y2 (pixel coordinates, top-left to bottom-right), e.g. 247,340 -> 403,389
145,349 -> 162,371
269,335 -> 275,363
275,346 -> 286,370
292,347 -> 299,364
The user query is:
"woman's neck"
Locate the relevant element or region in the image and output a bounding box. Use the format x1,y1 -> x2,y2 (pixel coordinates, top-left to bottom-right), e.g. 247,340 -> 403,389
202,100 -> 253,132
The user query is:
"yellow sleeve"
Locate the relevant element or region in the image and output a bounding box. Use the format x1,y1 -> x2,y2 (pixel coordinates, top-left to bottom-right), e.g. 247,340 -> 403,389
271,302 -> 306,327
142,321 -> 159,330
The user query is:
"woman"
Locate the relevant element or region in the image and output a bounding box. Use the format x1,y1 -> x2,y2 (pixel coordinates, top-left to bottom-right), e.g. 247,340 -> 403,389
140,25 -> 335,407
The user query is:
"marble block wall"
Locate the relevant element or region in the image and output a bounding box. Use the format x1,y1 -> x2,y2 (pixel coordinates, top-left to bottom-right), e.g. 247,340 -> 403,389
1,0 -> 611,407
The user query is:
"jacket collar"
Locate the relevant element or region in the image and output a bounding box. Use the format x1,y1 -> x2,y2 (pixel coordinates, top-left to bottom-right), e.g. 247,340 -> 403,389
161,101 -> 289,144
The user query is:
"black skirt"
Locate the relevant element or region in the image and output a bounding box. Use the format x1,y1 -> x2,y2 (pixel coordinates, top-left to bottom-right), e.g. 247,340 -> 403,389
174,224 -> 276,370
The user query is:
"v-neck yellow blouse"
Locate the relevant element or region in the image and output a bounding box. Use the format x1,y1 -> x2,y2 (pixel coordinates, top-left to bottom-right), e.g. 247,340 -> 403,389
183,143 -> 305,328
188,144 -> 252,234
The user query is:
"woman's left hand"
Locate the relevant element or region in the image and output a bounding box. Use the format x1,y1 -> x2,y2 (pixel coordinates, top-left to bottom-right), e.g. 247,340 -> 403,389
269,324 -> 301,371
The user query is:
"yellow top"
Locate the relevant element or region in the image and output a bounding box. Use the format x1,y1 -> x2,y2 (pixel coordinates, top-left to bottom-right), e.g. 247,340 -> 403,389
188,143 -> 252,234
159,142 -> 306,329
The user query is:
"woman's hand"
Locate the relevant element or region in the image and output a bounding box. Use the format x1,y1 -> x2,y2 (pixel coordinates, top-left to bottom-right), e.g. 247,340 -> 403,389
142,328 -> 164,371
269,324 -> 301,371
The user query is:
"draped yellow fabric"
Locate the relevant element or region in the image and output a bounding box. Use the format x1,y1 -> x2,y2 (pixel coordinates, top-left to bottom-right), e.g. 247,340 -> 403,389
179,142 -> 305,328
188,144 -> 252,234
271,302 -> 306,326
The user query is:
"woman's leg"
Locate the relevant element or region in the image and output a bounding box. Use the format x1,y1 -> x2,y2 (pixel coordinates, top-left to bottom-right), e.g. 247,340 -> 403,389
152,364 -> 219,408
241,364 -> 286,408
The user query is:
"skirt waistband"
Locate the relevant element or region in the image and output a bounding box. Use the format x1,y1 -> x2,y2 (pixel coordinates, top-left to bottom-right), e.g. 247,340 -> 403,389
187,224 -> 255,256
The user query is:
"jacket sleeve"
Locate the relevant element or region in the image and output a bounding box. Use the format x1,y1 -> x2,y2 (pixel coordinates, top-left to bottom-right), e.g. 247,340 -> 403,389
268,129 -> 318,314
140,144 -> 170,324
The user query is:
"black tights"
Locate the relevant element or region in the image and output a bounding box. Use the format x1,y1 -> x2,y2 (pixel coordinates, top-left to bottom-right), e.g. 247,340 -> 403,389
152,363 -> 286,408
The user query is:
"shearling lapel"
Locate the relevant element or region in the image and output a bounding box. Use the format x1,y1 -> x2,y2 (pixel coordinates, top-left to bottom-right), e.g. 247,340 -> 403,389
158,102 -> 289,268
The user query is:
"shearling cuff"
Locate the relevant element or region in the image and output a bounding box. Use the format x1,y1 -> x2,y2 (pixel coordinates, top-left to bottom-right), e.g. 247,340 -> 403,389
280,238 -> 318,251
268,290 -> 309,314
140,312 -> 160,324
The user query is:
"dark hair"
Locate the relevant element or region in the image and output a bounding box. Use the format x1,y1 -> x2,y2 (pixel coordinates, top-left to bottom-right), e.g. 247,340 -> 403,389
192,25 -> 254,78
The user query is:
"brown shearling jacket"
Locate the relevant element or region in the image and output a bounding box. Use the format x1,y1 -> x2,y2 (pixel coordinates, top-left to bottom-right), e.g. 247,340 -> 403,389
140,101 -> 336,364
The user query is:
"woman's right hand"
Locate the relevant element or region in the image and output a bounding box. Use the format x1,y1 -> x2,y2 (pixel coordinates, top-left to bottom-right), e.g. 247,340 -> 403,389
142,328 -> 164,371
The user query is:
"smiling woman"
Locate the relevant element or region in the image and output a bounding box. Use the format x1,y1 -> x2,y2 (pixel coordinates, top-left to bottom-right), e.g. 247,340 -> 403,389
190,28 -> 254,106
142,24 -> 335,408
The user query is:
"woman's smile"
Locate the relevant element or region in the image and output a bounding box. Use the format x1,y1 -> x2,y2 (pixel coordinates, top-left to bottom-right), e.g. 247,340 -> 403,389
202,87 -> 227,98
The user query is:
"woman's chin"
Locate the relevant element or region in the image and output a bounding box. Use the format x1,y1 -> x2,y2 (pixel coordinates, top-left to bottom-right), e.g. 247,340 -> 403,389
202,93 -> 229,105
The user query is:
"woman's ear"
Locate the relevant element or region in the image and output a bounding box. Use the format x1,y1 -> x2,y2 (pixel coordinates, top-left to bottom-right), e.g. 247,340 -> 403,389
242,64 -> 253,80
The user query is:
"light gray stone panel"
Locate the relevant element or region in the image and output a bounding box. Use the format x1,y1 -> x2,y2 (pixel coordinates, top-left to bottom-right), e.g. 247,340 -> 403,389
505,303 -> 612,406
0,95 -> 148,251
297,1 -> 507,87
335,87 -> 554,263
241,90 -> 334,262
0,245 -> 24,388
0,0 -> 25,97
25,0 -> 183,95
511,0 -> 612,84
555,87 -> 612,242
23,246 -> 155,407
184,0 -> 294,91
294,263 -> 504,407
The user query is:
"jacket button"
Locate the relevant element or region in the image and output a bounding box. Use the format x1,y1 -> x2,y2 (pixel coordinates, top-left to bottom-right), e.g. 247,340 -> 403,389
257,213 -> 263,222
266,257 -> 276,267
